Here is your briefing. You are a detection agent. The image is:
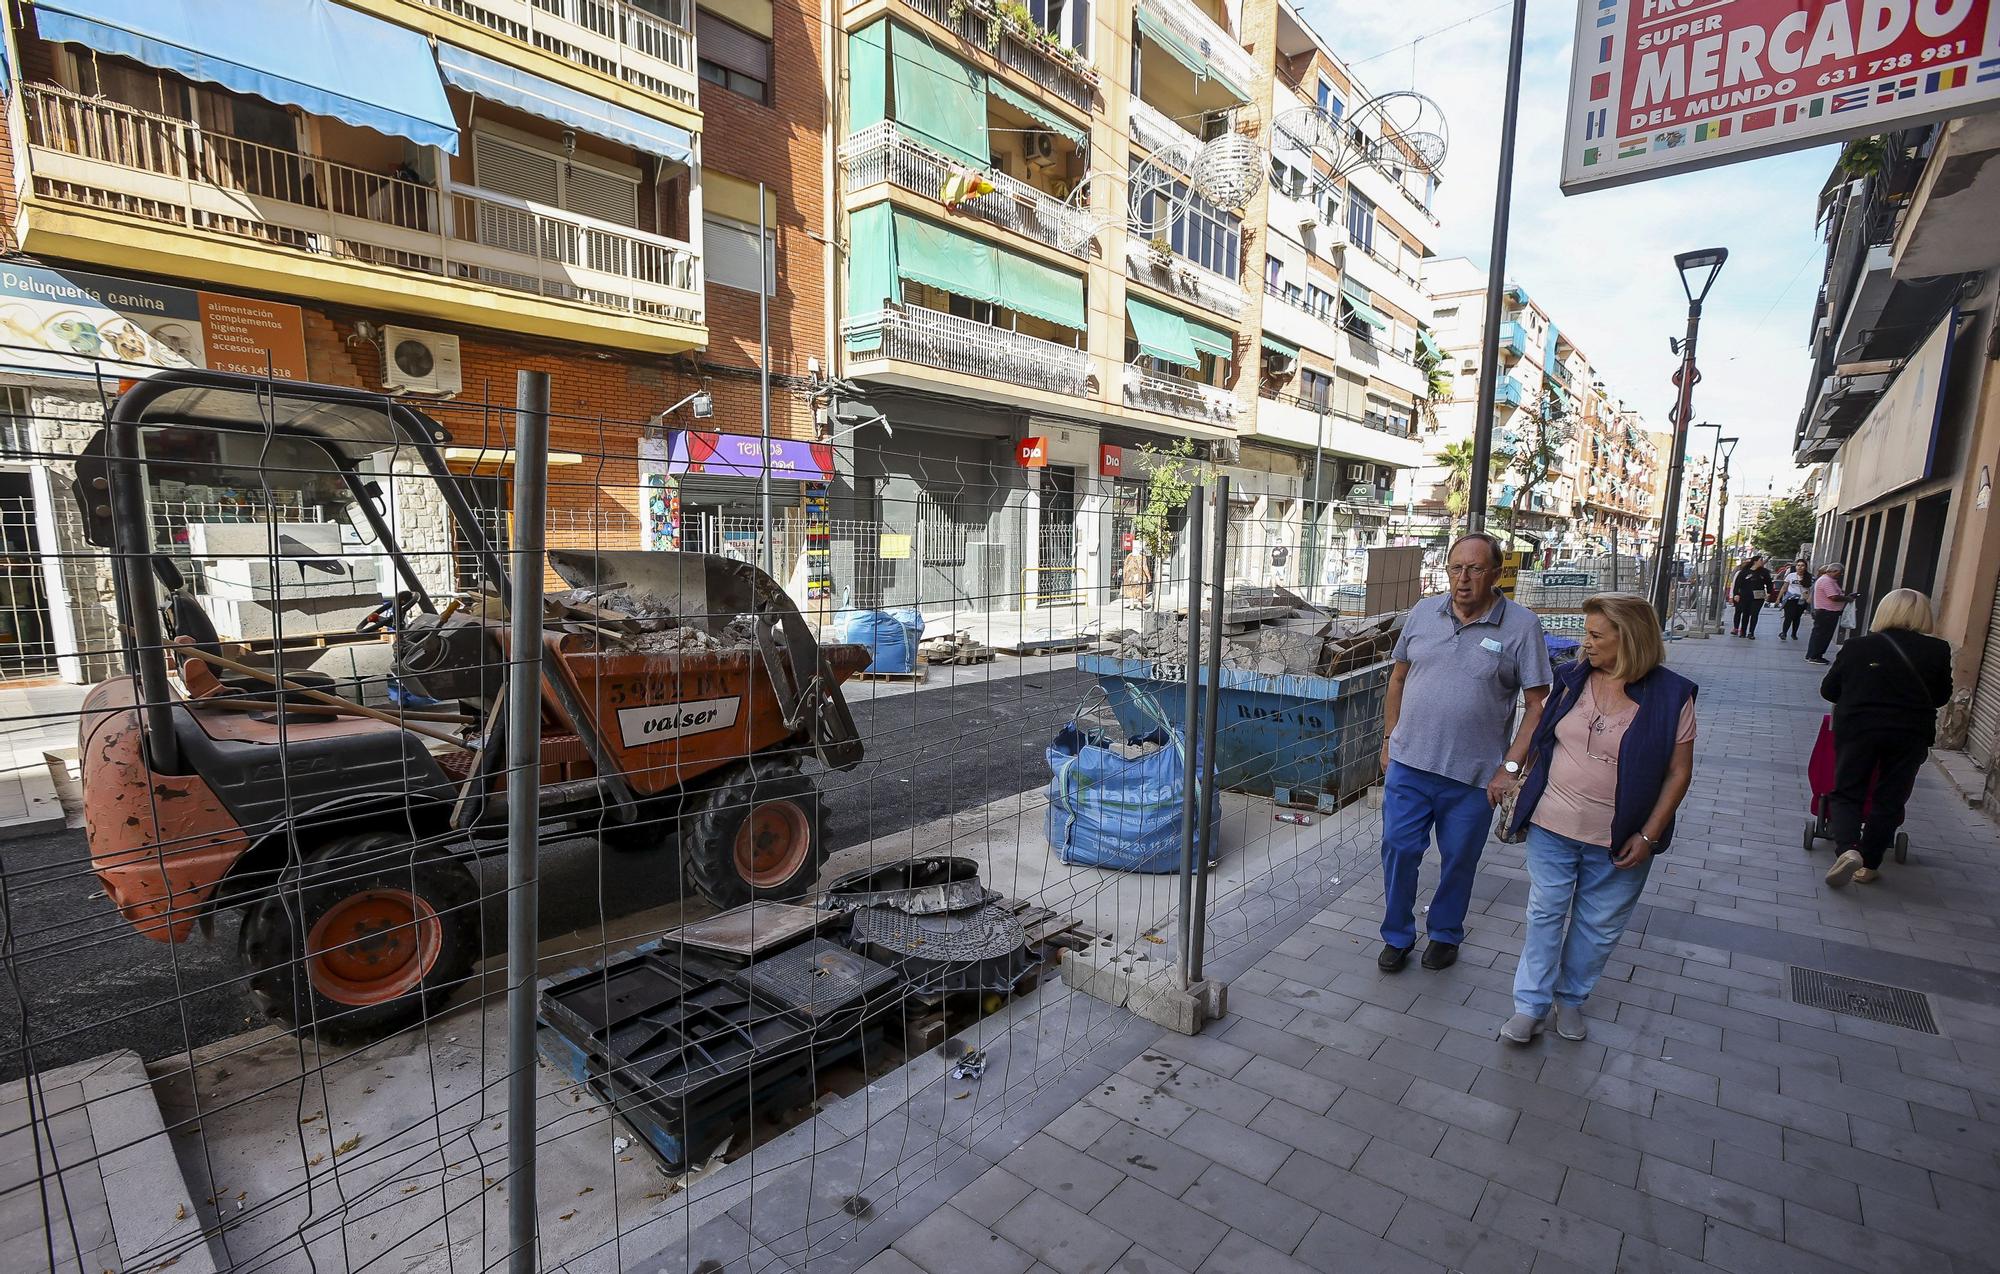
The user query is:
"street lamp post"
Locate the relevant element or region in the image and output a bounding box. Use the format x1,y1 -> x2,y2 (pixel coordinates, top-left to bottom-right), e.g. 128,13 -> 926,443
1689,423 -> 1720,627
1648,248 -> 1727,625
1710,436 -> 1738,629
1465,0 -> 1530,532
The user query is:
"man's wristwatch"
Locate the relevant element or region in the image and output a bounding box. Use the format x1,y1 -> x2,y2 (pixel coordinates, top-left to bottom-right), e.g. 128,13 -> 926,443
1502,760 -> 1521,775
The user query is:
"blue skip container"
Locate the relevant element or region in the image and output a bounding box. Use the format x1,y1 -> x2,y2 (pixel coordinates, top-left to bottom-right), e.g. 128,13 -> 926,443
1075,653 -> 1392,809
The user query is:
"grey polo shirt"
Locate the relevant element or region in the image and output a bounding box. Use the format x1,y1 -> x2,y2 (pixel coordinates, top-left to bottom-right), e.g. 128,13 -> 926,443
1388,593 -> 1553,788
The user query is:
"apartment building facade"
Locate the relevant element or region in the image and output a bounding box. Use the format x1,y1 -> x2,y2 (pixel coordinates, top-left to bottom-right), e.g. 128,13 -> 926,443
0,0 -> 841,682
1419,259 -> 1661,562
827,0 -> 1448,609
1795,117 -> 2000,806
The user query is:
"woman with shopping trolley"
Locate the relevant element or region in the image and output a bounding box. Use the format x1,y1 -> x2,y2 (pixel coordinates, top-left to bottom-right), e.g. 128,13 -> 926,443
1817,589 -> 1953,888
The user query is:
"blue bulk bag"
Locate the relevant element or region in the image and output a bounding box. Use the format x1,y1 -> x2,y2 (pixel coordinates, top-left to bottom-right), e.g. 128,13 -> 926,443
891,606 -> 925,650
1044,706 -> 1220,872
840,608 -> 912,674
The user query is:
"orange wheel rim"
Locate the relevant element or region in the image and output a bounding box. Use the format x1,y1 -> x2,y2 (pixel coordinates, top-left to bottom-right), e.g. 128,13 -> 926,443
305,890 -> 443,1006
734,800 -> 811,888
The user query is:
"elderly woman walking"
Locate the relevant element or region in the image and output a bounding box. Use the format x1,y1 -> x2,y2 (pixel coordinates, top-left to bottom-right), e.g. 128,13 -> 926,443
1498,594 -> 1697,1043
1819,589 -> 1953,888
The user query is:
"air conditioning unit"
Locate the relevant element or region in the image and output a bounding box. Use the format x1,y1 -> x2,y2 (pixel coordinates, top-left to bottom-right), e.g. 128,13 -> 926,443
1345,463 -> 1367,482
382,327 -> 463,396
1025,131 -> 1058,168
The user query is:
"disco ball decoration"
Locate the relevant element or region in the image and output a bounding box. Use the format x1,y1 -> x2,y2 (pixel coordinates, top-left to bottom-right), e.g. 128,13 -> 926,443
1351,90 -> 1449,176
1189,131 -> 1264,209
1126,142 -> 1198,238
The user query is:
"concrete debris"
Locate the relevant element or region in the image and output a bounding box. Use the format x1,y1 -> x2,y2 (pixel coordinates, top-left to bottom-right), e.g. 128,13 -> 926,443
546,586 -> 764,652
621,626 -> 721,653
918,631 -> 995,665
1106,593 -> 1402,678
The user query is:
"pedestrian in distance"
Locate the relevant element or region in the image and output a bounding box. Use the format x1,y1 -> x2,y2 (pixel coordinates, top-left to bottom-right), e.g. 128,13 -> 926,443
1730,553 -> 1774,637
1778,558 -> 1811,640
1497,593 -> 1696,1043
1818,589 -> 1953,888
1120,541 -> 1152,608
1803,563 -> 1852,663
1376,532 -> 1552,974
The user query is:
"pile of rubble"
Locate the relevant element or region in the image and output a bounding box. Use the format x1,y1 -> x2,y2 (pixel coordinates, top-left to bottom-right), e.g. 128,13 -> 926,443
545,585 -> 762,652
917,630 -> 995,665
1106,586 -> 1403,678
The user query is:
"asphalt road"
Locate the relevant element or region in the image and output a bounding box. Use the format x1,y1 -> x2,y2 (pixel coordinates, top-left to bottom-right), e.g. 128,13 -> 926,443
0,663 -> 1092,1079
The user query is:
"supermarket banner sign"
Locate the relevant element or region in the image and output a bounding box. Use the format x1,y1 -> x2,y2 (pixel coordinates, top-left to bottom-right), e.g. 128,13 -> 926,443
0,265 -> 308,380
1561,0 -> 2000,192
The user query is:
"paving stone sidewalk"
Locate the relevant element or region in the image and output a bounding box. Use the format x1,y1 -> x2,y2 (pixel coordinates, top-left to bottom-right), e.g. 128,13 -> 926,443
858,626 -> 2000,1274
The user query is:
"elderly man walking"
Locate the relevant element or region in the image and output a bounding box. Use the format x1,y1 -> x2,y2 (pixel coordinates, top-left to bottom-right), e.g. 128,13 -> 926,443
1376,533 -> 1552,972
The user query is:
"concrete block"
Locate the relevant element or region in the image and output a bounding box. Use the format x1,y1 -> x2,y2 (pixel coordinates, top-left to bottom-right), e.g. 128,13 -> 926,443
1060,944 -> 1225,1035
200,554 -> 380,600
184,521 -> 339,558
197,593 -> 382,640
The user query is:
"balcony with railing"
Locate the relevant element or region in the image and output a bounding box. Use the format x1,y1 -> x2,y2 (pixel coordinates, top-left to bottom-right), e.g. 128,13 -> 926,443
1499,319 -> 1528,358
867,0 -> 1096,112
840,122 -> 1094,259
1250,389 -> 1421,467
16,83 -> 703,333
1124,238 -> 1247,320
1136,0 -> 1258,104
1123,364 -> 1239,426
408,0 -> 697,108
1496,374 -> 1526,408
846,304 -> 1090,397
1129,98 -> 1205,163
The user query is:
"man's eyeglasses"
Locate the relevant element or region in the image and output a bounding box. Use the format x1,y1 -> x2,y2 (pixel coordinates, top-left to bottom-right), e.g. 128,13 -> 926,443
1445,564 -> 1495,577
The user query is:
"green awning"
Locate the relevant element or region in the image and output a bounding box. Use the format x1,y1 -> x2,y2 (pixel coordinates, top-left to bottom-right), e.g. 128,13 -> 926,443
989,77 -> 1086,150
1260,332 -> 1300,362
891,24 -> 987,167
887,210 -> 1086,330
845,202 -> 899,351
1186,315 -> 1234,361
996,248 -> 1087,331
892,209 -> 1001,305
1126,294 -> 1198,368
1135,8 -> 1249,103
1341,278 -> 1389,331
847,21 -> 887,134
1417,327 -> 1443,362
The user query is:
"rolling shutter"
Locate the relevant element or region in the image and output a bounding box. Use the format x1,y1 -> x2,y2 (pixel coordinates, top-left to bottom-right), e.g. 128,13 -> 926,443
1969,572 -> 2000,764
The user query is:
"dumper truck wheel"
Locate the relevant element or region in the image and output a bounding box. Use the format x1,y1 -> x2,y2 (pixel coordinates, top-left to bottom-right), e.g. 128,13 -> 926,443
686,754 -> 827,909
240,832 -> 479,1043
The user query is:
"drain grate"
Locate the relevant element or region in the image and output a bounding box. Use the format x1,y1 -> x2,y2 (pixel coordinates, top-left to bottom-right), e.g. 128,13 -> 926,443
1789,967 -> 1939,1034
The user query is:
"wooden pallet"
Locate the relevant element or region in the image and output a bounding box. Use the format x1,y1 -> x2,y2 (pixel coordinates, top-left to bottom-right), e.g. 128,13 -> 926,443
853,668 -> 926,683
992,635 -> 1094,656
995,896 -> 1110,954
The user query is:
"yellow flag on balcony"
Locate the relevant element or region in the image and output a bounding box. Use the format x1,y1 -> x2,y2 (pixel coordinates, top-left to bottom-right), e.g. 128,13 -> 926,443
939,168 -> 994,210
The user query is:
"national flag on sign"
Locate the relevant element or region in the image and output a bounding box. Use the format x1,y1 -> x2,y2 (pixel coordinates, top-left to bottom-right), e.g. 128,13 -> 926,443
1876,76 -> 1919,103
1741,107 -> 1777,131
1695,118 -> 1731,141
1589,72 -> 1611,100
1979,58 -> 2000,83
1583,147 -> 1601,166
1598,35 -> 1613,62
1830,86 -> 1871,111
1585,108 -> 1608,139
1926,65 -> 1966,92
1618,136 -> 1646,157
1779,98 -> 1822,123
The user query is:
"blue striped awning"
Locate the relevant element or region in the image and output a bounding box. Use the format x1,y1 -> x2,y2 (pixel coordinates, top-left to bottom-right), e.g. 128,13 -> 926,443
35,0 -> 459,152
438,43 -> 692,161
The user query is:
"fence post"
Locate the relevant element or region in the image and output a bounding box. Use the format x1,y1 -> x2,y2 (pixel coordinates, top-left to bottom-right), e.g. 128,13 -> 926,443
1176,485 -> 1205,988
506,370 -> 550,1274
1189,476 -> 1228,983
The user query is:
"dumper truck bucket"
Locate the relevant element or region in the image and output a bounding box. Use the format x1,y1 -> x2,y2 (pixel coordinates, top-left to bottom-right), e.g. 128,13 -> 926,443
547,549 -> 864,771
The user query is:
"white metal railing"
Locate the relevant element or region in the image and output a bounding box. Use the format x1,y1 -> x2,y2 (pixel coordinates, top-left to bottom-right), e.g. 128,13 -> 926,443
1129,98 -> 1203,163
840,122 -> 1094,258
1122,238 -> 1246,319
1137,0 -> 1258,97
847,305 -> 1090,396
20,84 -> 702,323
414,0 -> 697,106
884,0 -> 1097,112
1122,364 -> 1238,424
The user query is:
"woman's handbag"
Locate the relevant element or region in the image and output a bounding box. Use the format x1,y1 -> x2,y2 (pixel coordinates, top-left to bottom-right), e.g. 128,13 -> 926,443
1494,769 -> 1529,844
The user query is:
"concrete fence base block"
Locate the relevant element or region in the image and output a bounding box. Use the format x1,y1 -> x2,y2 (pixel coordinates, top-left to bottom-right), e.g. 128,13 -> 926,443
1060,945 -> 1227,1035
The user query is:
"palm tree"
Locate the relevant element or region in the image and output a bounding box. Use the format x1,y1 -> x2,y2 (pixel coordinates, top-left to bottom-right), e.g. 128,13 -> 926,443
1440,439 -> 1507,539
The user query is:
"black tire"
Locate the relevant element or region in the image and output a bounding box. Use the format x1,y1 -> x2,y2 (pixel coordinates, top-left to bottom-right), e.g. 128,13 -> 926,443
1894,831 -> 1909,864
684,753 -> 828,910
239,831 -> 479,1043
1802,821 -> 1817,852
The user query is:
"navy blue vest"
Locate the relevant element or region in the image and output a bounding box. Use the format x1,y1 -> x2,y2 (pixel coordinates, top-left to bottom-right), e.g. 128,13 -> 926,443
1505,661 -> 1697,852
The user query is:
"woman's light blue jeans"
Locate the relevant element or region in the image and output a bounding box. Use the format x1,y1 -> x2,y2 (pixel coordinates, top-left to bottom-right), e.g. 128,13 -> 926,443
1513,824 -> 1653,1017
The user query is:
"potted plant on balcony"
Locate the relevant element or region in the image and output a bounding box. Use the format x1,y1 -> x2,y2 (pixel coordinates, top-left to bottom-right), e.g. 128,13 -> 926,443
1146,236 -> 1174,269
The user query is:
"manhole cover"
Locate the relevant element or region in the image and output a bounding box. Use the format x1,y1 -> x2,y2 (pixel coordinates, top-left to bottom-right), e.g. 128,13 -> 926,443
1789,967 -> 1938,1034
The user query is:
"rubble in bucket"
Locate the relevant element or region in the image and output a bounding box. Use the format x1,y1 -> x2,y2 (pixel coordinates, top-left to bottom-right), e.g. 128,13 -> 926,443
1104,586 -> 1404,677
545,584 -> 763,651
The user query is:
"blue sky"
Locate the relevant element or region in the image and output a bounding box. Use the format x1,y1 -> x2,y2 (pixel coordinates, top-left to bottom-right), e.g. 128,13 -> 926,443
1301,0 -> 1835,499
